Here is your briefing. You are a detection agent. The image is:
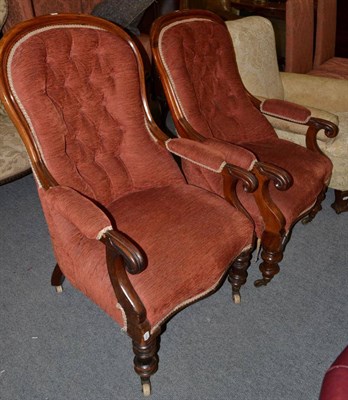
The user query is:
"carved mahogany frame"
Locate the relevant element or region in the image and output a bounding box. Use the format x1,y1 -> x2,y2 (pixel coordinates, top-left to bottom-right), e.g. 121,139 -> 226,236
150,9 -> 336,287
0,13 -> 256,394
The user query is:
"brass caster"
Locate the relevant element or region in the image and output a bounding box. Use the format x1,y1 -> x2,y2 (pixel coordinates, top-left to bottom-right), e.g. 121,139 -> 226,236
301,214 -> 314,225
142,380 -> 151,397
232,292 -> 241,304
55,285 -> 63,293
254,278 -> 268,287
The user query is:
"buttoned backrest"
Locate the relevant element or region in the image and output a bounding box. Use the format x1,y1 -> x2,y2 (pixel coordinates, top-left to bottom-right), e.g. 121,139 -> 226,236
5,19 -> 183,205
155,14 -> 276,143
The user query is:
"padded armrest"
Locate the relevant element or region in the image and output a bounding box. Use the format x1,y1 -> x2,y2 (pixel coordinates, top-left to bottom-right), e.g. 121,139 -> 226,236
165,137 -> 257,172
280,72 -> 348,112
260,99 -> 312,124
43,186 -> 112,240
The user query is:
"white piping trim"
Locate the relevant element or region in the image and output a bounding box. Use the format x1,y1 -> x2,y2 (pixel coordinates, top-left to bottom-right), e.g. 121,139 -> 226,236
248,158 -> 258,172
150,243 -> 252,334
166,139 -> 257,172
165,139 -> 226,173
96,225 -> 113,240
327,365 -> 348,373
116,302 -> 127,332
260,101 -> 311,124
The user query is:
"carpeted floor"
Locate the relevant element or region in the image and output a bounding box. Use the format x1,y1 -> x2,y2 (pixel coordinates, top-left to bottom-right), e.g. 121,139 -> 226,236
0,174 -> 347,400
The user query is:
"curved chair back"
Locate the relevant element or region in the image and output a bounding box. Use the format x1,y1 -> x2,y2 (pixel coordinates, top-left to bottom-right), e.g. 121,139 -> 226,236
151,10 -> 276,144
0,14 -> 182,202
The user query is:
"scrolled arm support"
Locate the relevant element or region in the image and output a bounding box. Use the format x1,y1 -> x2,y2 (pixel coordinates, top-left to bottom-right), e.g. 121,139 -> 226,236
255,162 -> 293,191
306,117 -> 339,154
103,230 -> 147,275
101,230 -> 150,342
251,162 -> 292,236
225,163 -> 258,193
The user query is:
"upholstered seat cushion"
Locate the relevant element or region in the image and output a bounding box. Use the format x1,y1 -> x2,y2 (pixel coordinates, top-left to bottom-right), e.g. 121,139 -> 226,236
238,138 -> 332,233
310,58 -> 348,80
44,184 -> 253,332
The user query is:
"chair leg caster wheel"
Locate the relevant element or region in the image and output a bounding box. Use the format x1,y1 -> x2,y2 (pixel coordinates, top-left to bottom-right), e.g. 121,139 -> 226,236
254,278 -> 268,287
232,292 -> 241,304
55,285 -> 63,293
142,381 -> 151,397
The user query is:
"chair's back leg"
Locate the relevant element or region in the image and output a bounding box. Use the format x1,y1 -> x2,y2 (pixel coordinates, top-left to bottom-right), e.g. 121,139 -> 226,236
228,246 -> 254,304
51,263 -> 65,293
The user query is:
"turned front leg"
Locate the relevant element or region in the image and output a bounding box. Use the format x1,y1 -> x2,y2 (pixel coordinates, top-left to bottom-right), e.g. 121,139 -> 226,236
133,335 -> 160,396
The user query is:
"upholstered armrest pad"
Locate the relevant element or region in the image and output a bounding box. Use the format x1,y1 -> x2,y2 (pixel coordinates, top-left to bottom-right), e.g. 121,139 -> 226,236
280,72 -> 348,113
260,99 -> 311,124
165,138 -> 257,172
258,96 -> 338,141
43,186 -> 112,240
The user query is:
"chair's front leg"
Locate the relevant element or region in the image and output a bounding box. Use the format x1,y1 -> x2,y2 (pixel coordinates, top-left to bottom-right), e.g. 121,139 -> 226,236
133,334 -> 161,397
251,162 -> 292,287
255,230 -> 284,287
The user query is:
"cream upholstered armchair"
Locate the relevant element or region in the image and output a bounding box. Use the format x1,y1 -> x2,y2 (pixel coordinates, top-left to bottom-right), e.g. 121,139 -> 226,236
0,0 -> 30,184
226,16 -> 348,214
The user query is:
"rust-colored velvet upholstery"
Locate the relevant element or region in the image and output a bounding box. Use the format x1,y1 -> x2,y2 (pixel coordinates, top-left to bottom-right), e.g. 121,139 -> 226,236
2,15 -> 254,340
155,15 -> 332,235
0,14 -> 258,393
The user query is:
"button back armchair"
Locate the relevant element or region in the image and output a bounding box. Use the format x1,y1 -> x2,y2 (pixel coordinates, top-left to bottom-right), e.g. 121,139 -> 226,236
0,14 -> 257,395
151,10 -> 336,288
227,15 -> 348,214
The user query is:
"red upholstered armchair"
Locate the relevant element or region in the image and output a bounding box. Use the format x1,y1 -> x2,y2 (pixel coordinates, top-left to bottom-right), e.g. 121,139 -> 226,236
0,14 -> 257,395
151,10 -> 336,288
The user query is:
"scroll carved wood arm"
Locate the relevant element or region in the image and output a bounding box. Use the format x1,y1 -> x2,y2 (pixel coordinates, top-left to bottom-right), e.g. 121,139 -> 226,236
102,230 -> 153,343
306,117 -> 338,155
222,164 -> 258,219
248,93 -> 339,157
251,162 -> 293,235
